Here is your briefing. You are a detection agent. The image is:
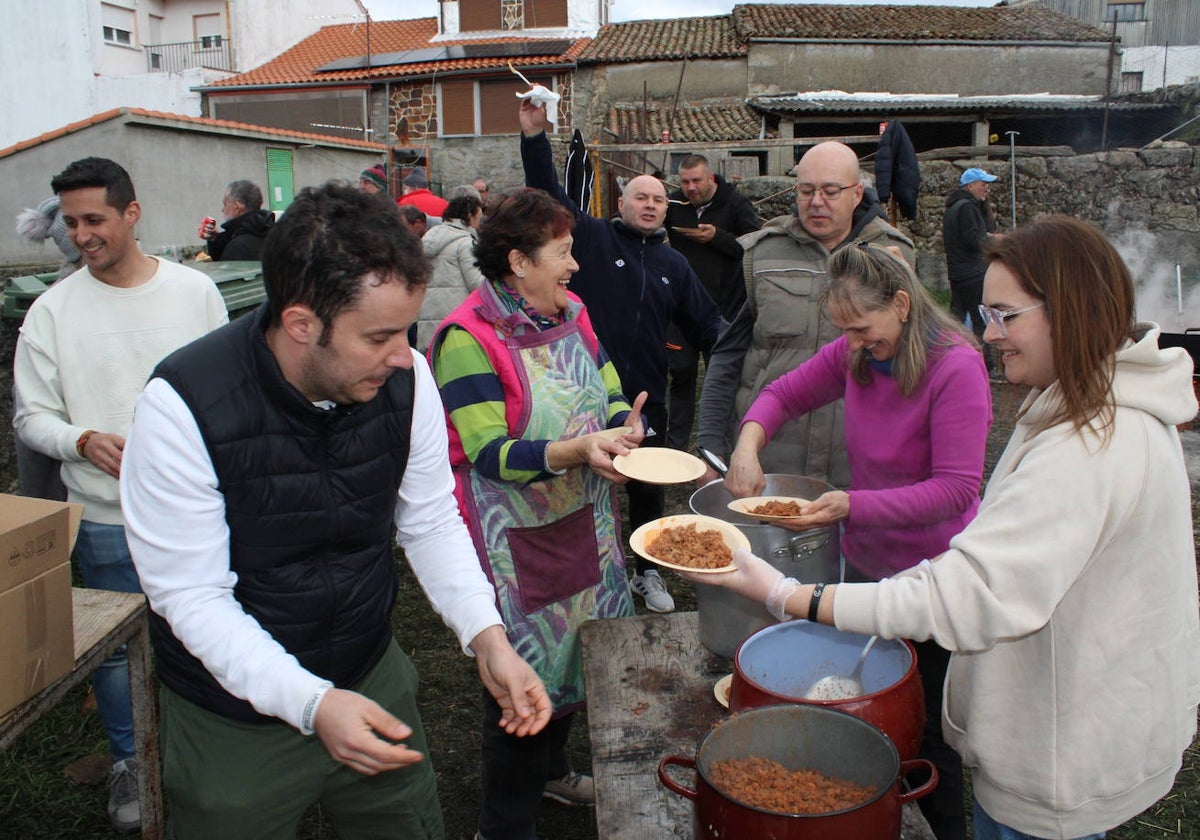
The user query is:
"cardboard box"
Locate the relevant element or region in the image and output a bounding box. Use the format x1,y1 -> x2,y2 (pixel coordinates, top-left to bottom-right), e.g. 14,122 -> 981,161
0,495 -> 82,716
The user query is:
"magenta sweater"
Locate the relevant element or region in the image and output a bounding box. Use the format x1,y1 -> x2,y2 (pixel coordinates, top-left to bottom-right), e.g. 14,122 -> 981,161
742,335 -> 991,579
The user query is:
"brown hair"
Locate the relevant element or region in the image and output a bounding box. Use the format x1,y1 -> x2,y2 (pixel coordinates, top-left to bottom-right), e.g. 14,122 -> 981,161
473,188 -> 574,281
986,215 -> 1136,439
823,244 -> 974,396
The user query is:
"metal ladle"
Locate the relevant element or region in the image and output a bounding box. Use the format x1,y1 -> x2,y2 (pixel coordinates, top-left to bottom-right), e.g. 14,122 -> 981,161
804,635 -> 878,701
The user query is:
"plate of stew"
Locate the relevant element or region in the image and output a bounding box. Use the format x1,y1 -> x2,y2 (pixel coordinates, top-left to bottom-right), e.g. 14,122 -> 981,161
629,514 -> 749,574
726,496 -> 811,522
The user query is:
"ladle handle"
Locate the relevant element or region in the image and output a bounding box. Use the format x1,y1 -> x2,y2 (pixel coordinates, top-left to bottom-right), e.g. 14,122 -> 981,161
696,447 -> 728,477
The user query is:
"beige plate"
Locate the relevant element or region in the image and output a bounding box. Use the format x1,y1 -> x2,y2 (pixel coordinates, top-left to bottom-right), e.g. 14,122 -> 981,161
727,495 -> 811,522
713,674 -> 733,708
613,448 -> 706,484
596,426 -> 634,441
628,514 -> 749,574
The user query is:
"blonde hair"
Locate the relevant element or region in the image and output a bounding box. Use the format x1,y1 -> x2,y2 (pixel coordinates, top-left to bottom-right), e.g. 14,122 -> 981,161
822,244 -> 975,396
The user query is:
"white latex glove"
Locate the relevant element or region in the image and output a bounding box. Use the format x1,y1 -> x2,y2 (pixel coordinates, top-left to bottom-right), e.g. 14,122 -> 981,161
516,84 -> 561,126
682,548 -> 798,621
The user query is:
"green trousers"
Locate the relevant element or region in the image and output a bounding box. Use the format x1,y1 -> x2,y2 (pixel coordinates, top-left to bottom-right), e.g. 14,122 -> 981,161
160,639 -> 444,840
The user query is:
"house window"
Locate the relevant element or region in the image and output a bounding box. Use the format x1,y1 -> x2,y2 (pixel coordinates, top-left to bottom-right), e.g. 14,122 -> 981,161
194,13 -> 223,49
440,75 -> 555,137
101,3 -> 135,46
459,0 -> 502,32
1120,71 -> 1144,92
1107,2 -> 1144,22
525,0 -> 568,28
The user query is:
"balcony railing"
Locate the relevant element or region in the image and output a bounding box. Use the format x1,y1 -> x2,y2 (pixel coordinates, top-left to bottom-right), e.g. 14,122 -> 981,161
144,39 -> 233,73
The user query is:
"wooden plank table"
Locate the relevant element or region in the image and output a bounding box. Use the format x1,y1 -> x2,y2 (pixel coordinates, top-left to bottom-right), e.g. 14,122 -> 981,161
581,611 -> 936,840
0,588 -> 163,839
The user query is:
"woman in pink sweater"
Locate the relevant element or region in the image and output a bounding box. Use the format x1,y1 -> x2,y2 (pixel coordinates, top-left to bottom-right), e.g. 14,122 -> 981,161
724,242 -> 991,840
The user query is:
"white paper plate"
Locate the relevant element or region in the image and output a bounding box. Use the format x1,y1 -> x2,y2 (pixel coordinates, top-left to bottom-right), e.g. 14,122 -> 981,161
628,514 -> 749,574
612,448 -> 705,484
726,495 -> 811,522
713,674 -> 733,708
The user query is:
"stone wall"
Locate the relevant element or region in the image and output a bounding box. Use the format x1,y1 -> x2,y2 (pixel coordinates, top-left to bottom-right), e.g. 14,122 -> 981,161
731,142 -> 1200,310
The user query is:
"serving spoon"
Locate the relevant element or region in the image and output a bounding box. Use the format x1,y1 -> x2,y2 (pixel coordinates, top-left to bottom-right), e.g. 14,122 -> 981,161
804,635 -> 878,701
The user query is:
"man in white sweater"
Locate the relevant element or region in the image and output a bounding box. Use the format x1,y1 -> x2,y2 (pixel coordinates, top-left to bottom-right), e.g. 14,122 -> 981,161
13,157 -> 228,833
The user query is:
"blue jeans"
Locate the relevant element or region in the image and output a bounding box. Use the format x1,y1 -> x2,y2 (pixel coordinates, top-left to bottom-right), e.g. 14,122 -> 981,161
74,521 -> 143,760
973,800 -> 1106,840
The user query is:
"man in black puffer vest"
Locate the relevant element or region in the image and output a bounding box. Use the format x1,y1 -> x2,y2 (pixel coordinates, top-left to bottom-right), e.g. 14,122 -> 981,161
120,182 -> 550,839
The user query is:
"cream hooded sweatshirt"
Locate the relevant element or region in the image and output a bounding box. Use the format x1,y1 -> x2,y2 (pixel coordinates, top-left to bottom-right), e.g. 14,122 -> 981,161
835,324 -> 1200,838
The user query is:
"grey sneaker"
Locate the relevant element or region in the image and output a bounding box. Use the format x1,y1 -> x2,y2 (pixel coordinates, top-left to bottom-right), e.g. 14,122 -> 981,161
542,770 -> 595,806
107,757 -> 141,833
630,570 -> 675,613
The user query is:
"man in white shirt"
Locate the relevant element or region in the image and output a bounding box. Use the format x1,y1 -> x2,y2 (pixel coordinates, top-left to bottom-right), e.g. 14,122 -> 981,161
13,157 -> 228,833
119,182 -> 551,839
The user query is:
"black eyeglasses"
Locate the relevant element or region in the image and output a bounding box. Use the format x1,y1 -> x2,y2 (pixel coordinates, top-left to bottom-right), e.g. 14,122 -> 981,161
977,303 -> 1044,338
796,183 -> 857,201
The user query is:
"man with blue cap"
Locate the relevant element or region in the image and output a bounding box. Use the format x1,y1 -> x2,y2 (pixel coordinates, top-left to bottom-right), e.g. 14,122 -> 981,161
943,167 -> 998,355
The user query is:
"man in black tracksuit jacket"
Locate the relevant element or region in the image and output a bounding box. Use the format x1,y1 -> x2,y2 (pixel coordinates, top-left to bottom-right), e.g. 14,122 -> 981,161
664,155 -> 761,449
520,100 -> 723,613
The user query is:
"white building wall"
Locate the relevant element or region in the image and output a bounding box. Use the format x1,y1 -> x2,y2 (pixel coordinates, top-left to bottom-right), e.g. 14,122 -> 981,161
228,0 -> 362,72
1123,45 -> 1200,88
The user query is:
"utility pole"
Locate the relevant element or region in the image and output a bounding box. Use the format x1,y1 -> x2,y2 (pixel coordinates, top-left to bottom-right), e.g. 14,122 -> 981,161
1005,131 -> 1019,230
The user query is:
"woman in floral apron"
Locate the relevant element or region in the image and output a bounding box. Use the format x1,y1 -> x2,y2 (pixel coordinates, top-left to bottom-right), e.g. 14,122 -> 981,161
431,188 -> 646,840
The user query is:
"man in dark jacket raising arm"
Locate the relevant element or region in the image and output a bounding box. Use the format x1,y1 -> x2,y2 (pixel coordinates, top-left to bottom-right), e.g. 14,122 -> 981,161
520,99 -> 723,613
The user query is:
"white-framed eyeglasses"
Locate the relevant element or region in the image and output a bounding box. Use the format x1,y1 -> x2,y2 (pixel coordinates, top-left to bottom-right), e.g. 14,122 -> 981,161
977,302 -> 1044,338
796,182 -> 856,201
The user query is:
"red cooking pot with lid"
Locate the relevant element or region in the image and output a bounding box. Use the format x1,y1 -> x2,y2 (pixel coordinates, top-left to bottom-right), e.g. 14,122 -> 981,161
730,620 -> 925,761
659,703 -> 937,839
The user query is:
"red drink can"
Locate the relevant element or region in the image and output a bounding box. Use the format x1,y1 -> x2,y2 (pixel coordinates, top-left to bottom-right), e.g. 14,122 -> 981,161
199,216 -> 217,238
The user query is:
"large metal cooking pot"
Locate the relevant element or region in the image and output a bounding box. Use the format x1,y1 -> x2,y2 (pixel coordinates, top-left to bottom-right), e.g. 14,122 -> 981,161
689,474 -> 840,658
659,704 -> 937,839
730,621 -> 924,761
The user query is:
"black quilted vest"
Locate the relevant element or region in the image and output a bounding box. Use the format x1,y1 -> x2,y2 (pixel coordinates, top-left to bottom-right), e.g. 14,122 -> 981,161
150,304 -> 413,723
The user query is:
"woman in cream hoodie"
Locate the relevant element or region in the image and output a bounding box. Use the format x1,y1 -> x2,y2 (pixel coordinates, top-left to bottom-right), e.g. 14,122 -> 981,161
693,215 -> 1200,840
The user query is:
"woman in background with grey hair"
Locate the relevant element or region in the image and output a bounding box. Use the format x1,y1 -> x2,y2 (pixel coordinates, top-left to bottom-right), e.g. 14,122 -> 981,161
415,184 -> 486,353
13,196 -> 80,501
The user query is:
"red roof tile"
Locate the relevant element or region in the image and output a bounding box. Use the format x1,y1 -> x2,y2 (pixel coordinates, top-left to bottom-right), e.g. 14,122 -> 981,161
0,108 -> 385,160
730,3 -> 1111,43
208,18 -> 589,88
578,16 -> 745,64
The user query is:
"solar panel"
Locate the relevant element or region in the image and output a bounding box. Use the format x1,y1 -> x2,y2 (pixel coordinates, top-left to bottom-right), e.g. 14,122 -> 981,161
315,40 -> 572,73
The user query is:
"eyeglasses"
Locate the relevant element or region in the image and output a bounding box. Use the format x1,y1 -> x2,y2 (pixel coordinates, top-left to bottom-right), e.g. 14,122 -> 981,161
977,302 -> 1044,338
796,183 -> 857,201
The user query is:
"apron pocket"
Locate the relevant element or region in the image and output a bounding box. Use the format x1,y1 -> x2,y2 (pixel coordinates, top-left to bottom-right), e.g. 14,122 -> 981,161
507,504 -> 602,614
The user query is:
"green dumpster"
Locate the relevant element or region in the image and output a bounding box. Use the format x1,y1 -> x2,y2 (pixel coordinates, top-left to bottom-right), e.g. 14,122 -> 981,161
2,260 -> 265,321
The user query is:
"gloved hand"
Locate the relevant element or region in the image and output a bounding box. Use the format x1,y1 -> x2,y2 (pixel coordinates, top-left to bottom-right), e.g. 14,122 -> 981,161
720,547 -> 796,619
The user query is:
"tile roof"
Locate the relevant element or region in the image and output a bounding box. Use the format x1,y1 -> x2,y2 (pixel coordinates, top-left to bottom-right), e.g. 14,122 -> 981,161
0,107 -> 385,160
606,98 -> 772,144
208,18 -> 589,88
748,91 -> 1171,117
730,3 -> 1112,43
577,16 -> 745,64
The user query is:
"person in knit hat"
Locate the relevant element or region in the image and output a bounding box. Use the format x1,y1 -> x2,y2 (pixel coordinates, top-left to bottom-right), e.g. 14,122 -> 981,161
16,196 -> 82,279
398,166 -> 448,218
358,163 -> 388,195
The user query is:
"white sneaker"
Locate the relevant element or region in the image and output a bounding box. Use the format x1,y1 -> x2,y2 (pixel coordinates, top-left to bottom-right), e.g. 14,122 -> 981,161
630,570 -> 675,613
107,757 -> 141,833
542,770 -> 595,806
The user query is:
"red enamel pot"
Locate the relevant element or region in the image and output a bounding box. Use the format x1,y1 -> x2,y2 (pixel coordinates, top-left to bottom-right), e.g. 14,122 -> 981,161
730,620 -> 925,761
659,704 -> 937,839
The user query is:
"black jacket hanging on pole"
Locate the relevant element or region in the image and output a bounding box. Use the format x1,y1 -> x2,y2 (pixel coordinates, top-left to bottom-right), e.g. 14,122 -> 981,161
875,120 -> 921,220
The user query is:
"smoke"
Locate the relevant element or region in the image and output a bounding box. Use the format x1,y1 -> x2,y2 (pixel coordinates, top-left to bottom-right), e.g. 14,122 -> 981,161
1107,226 -> 1200,333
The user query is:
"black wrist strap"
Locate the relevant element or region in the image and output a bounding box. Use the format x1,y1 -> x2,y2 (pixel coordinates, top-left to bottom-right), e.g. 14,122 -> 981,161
808,582 -> 826,623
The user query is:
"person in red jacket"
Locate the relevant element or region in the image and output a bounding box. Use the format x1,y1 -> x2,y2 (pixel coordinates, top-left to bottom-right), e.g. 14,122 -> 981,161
397,167 -> 448,219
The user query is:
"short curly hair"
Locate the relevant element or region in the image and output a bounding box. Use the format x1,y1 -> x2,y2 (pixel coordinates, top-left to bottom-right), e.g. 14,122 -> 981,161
473,188 -> 574,281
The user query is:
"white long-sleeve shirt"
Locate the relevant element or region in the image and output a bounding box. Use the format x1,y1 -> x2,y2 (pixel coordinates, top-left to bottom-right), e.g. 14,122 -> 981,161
119,351 -> 504,733
14,258 -> 227,523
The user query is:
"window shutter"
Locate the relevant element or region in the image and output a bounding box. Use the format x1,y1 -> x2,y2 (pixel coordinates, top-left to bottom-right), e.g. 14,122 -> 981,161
479,76 -> 551,135
459,0 -> 501,31
440,79 -> 476,136
525,0 -> 567,28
